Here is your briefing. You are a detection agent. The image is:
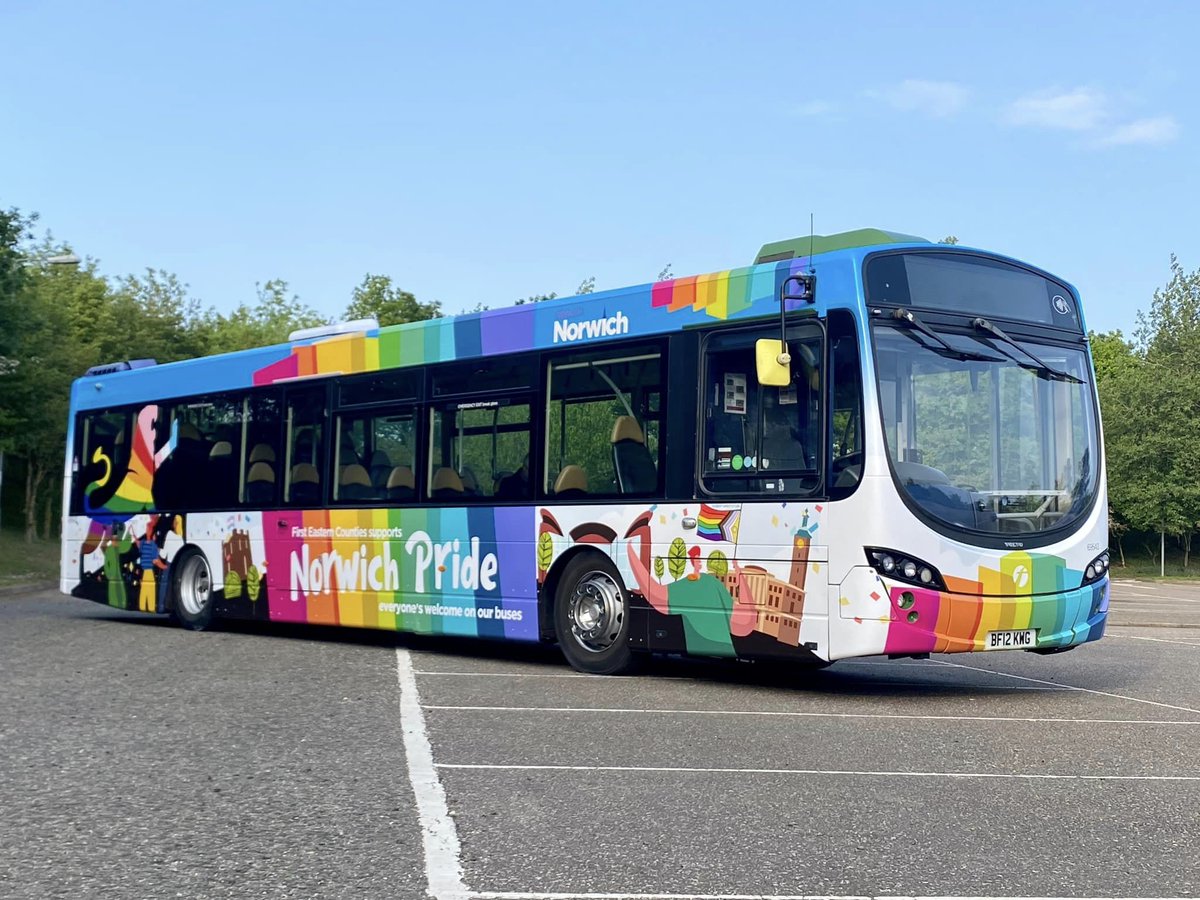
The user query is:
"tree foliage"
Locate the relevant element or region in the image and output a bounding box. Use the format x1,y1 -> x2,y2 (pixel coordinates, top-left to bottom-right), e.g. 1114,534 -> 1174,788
345,273 -> 441,327
1094,257 -> 1200,565
196,279 -> 324,355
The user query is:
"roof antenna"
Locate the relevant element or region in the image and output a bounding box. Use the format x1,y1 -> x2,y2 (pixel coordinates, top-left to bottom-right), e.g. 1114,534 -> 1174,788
808,213 -> 815,272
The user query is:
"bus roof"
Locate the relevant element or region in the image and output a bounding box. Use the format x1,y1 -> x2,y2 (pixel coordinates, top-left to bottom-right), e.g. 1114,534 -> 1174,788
73,229 -> 937,411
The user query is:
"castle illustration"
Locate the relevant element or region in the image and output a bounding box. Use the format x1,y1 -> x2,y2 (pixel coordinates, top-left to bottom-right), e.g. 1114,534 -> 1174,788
717,533 -> 810,646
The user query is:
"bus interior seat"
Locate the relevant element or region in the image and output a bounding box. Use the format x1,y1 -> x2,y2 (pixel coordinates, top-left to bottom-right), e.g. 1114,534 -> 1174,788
249,443 -> 276,465
369,450 -> 393,489
290,463 -> 321,504
553,465 -> 588,500
611,416 -> 657,494
386,466 -> 416,501
431,467 -> 465,500
495,457 -> 530,499
208,441 -> 237,505
339,464 -> 374,501
246,461 -> 276,505
459,466 -> 480,495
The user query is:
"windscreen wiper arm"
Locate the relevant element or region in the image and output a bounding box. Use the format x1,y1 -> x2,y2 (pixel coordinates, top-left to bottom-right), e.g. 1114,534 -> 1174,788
890,308 -> 1000,362
971,318 -> 1084,384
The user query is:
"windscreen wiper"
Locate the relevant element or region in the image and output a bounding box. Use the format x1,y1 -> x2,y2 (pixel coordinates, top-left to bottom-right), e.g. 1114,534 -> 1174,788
971,318 -> 1084,384
890,308 -> 1001,362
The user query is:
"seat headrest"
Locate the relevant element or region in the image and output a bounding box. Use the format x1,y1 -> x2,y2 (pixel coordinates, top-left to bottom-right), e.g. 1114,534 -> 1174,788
209,441 -> 233,459
247,461 -> 275,483
369,450 -> 391,467
554,465 -> 588,494
611,416 -> 644,445
249,444 -> 276,464
178,422 -> 202,442
340,464 -> 371,487
386,466 -> 415,490
432,467 -> 464,493
291,463 -> 319,484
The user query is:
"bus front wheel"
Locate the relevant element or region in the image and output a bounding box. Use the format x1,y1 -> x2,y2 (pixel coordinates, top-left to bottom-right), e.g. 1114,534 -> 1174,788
553,554 -> 638,676
171,548 -> 215,631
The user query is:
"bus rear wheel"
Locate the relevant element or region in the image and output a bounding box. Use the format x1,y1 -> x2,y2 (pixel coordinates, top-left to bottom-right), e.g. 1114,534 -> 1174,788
554,554 -> 638,675
171,548 -> 215,631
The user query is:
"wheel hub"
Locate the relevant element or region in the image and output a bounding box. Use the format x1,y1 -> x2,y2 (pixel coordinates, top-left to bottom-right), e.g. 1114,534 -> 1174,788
569,573 -> 623,652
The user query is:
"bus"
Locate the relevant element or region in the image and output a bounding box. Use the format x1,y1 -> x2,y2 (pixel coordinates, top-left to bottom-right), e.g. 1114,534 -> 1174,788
60,228 -> 1110,674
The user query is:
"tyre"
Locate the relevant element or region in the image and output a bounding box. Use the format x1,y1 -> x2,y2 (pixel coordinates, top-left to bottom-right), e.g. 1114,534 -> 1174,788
171,548 -> 215,631
553,554 -> 638,675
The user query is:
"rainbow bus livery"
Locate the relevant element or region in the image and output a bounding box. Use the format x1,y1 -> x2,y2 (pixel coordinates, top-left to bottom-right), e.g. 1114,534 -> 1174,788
61,228 -> 1109,674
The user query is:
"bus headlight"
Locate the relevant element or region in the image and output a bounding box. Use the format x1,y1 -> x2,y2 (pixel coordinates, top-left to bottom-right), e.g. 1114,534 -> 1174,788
866,548 -> 946,591
1081,550 -> 1110,587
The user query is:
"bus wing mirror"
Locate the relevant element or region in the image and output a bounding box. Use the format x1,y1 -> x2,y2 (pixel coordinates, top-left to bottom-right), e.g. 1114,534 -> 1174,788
756,339 -> 791,386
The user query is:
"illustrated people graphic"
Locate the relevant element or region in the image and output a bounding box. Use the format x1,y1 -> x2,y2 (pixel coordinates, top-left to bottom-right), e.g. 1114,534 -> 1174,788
135,516 -> 169,613
100,524 -> 135,609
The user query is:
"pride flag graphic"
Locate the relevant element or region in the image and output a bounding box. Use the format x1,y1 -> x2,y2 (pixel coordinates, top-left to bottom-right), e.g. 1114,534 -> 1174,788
697,504 -> 738,542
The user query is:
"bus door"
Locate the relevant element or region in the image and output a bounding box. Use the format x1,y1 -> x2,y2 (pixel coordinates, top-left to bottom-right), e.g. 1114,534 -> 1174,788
655,323 -> 828,660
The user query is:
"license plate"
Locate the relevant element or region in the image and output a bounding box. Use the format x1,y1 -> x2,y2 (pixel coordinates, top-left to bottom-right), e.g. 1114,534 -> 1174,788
984,629 -> 1037,650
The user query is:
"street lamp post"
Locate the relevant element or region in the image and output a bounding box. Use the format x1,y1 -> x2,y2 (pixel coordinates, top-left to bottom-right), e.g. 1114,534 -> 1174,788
0,251 -> 81,532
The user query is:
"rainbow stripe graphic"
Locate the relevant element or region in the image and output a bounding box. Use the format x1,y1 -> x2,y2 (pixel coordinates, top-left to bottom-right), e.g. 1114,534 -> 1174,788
882,552 -> 1108,653
696,504 -> 739,542
263,507 -> 539,641
85,404 -> 177,515
250,259 -> 821,386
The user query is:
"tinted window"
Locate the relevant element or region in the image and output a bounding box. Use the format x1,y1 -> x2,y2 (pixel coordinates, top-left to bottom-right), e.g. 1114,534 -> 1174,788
865,251 -> 1081,331
545,348 -> 664,499
701,327 -> 822,496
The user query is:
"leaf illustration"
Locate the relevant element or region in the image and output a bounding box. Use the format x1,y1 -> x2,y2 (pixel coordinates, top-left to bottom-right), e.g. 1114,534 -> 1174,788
537,532 -> 554,573
653,556 -> 665,580
707,550 -> 729,577
224,571 -> 242,599
246,565 -> 261,601
668,537 -> 688,581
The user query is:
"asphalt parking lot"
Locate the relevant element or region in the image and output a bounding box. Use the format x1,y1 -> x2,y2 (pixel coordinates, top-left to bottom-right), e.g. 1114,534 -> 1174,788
2,580 -> 1198,899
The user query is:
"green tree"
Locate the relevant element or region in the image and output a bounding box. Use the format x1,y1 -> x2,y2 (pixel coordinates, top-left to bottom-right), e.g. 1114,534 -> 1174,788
1090,329 -> 1140,562
516,291 -> 557,305
197,279 -> 325,354
939,235 -> 960,245
1111,257 -> 1200,566
344,273 -> 440,327
0,207 -> 36,370
576,277 -> 595,295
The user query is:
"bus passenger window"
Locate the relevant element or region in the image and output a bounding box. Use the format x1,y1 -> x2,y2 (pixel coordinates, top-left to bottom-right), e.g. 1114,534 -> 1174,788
545,346 -> 664,499
428,401 -> 531,502
75,410 -> 130,514
284,389 -> 325,506
334,407 -> 416,503
239,393 -> 280,507
701,330 -> 821,496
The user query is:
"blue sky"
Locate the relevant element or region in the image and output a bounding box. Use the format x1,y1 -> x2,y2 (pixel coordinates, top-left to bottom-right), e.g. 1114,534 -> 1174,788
3,1 -> 1196,336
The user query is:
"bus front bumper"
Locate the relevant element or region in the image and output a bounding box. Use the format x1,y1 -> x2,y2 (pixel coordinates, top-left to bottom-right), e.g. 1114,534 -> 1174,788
877,576 -> 1110,656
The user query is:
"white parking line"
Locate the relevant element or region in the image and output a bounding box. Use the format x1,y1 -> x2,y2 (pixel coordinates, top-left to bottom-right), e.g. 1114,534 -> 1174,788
471,896 -> 1192,900
1107,633 -> 1200,647
1114,591 -> 1200,603
437,763 -> 1200,781
925,659 -> 1200,716
395,648 -> 468,900
415,670 -> 605,679
421,704 -> 1200,726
